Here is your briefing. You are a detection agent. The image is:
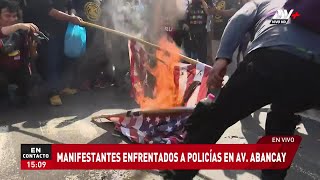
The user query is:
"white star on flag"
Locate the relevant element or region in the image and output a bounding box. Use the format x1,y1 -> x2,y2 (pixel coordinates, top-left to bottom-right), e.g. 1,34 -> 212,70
149,124 -> 153,128
166,116 -> 171,122
155,117 -> 160,124
175,120 -> 181,127
166,126 -> 173,132
146,117 -> 151,122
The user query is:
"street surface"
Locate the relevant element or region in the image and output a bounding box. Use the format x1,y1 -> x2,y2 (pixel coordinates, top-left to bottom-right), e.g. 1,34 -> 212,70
0,60 -> 319,180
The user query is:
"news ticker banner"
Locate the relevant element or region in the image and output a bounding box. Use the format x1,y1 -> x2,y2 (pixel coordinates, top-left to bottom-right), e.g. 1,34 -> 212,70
21,136 -> 301,170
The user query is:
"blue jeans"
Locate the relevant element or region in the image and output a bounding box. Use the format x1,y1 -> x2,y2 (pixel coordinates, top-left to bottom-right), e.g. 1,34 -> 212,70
46,34 -> 67,95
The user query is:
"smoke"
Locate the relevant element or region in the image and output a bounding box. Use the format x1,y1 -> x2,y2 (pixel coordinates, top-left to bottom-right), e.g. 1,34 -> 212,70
104,0 -> 188,41
99,0 -> 188,85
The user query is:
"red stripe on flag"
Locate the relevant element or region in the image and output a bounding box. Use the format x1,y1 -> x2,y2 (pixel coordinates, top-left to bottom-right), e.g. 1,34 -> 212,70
129,128 -> 139,143
129,40 -> 137,98
186,64 -> 196,89
173,65 -> 181,96
196,66 -> 211,102
124,116 -> 136,128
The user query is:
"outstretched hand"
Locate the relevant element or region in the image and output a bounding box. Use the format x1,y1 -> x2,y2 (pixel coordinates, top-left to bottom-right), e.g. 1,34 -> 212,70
18,23 -> 39,33
207,59 -> 229,89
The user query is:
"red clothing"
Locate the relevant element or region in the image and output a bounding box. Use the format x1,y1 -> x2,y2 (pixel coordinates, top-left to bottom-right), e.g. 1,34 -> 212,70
0,28 -> 27,71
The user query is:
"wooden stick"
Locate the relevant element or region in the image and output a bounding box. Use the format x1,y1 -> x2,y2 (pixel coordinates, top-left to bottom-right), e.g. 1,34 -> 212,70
91,107 -> 195,121
81,21 -> 212,68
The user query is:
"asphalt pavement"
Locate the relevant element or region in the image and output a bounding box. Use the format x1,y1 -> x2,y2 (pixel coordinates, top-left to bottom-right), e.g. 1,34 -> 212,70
0,60 -> 319,180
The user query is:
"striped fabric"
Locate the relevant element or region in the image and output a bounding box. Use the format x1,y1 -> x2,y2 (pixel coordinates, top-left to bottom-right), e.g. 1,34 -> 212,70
128,40 -> 211,107
105,40 -> 211,144
109,110 -> 193,144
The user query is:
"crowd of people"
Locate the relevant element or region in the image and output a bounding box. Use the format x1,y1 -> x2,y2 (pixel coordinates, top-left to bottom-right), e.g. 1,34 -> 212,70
1,0 -> 319,179
0,0 -> 247,108
0,0 -> 126,107
162,0 -> 248,65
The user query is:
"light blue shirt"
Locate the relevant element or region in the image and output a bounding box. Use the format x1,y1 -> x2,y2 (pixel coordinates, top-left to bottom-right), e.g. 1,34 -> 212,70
217,0 -> 320,62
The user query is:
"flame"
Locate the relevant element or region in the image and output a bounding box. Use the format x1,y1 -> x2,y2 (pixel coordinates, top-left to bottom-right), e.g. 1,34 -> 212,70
136,36 -> 183,109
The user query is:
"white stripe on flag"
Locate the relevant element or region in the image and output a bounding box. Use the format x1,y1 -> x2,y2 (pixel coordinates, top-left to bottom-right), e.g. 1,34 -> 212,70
179,63 -> 189,96
134,42 -> 140,52
194,63 -> 205,82
121,116 -> 132,126
120,126 -> 131,138
137,130 -> 146,143
132,115 -> 144,130
186,63 -> 205,107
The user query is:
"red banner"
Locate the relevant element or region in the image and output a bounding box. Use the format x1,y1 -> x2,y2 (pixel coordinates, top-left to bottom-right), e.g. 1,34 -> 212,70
21,136 -> 301,170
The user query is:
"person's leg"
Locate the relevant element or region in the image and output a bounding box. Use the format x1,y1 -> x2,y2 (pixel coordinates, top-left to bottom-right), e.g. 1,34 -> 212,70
258,50 -> 320,180
210,40 -> 220,65
164,50 -> 275,179
261,104 -> 318,180
0,71 -> 9,97
207,31 -> 213,64
260,105 -> 303,180
183,35 -> 193,61
189,36 -> 197,60
14,65 -> 31,104
46,36 -> 61,94
197,32 -> 207,64
36,41 -> 49,81
46,35 -> 65,105
165,49 -> 320,179
60,58 -> 79,95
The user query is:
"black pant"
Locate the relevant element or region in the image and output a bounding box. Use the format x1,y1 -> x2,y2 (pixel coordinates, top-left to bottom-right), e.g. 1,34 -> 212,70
0,65 -> 31,97
168,48 -> 320,180
76,28 -> 111,84
184,32 -> 207,63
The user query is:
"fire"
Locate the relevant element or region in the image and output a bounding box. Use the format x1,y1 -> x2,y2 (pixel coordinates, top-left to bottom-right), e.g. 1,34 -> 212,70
137,36 -> 183,109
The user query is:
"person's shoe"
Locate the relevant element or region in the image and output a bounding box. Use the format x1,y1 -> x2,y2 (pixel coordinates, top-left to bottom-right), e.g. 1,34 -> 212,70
60,88 -> 78,95
49,95 -> 62,106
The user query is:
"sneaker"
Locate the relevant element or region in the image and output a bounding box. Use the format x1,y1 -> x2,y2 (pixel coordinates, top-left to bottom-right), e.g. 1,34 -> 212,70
49,95 -> 62,106
60,88 -> 78,95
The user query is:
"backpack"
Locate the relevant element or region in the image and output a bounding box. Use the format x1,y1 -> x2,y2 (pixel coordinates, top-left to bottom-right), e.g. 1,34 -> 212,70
284,0 -> 320,34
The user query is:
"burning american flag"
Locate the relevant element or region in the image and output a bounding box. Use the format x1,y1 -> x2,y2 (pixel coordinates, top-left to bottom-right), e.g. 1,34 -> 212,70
95,37 -> 212,144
